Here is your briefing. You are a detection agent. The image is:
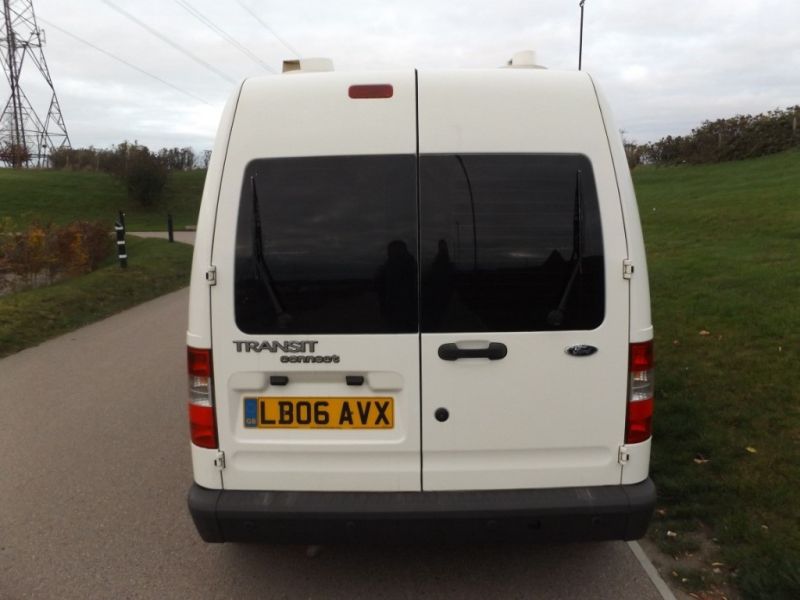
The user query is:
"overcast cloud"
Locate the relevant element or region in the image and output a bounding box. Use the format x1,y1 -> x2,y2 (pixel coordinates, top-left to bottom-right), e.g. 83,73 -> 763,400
10,0 -> 799,151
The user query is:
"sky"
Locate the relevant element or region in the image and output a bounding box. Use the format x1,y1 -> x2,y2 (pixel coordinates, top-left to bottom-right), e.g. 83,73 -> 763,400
7,0 -> 800,152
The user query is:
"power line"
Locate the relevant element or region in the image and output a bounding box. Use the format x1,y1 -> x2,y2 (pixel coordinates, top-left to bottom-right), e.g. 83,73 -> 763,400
236,0 -> 300,58
38,17 -> 211,105
173,0 -> 274,73
101,0 -> 237,85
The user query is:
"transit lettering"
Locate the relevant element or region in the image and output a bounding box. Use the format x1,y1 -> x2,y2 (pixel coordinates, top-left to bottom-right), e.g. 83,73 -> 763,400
233,340 -> 319,353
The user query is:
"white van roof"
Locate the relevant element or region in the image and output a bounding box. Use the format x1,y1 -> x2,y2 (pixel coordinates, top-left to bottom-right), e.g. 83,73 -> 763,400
230,68 -> 606,157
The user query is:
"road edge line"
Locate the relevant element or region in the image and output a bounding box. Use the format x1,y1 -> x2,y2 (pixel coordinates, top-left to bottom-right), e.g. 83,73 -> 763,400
627,540 -> 678,600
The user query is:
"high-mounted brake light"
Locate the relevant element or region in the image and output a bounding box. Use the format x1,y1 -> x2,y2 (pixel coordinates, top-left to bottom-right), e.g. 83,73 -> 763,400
348,84 -> 394,99
188,346 -> 217,449
625,340 -> 654,444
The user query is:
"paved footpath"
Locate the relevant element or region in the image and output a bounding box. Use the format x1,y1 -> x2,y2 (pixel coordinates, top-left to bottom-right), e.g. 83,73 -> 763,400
0,285 -> 673,599
128,230 -> 196,245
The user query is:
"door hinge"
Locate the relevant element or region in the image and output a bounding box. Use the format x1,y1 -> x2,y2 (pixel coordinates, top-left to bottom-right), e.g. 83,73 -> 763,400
214,450 -> 226,470
618,445 -> 630,465
205,265 -> 217,286
623,259 -> 634,280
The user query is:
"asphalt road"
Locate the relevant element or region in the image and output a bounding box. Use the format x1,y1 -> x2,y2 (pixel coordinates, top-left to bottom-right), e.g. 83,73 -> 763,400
0,288 -> 667,600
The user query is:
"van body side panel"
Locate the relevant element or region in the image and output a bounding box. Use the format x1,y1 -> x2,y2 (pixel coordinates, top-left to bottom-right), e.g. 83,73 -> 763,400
210,71 -> 421,492
191,444 -> 222,489
591,78 -> 652,344
591,79 -> 653,485
622,439 -> 652,484
417,70 -> 629,491
187,82 -> 243,351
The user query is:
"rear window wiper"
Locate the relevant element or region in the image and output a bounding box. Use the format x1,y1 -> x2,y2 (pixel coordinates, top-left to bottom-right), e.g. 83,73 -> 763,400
547,169 -> 584,328
455,154 -> 479,272
250,176 -> 291,326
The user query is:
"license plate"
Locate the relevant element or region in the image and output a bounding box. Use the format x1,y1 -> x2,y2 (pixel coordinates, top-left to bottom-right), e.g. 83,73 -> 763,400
244,397 -> 394,429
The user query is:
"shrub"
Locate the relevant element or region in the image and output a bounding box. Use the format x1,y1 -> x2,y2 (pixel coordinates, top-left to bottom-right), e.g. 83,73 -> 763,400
639,105 -> 800,165
50,141 -> 171,207
0,220 -> 113,291
157,146 -> 196,170
121,144 -> 168,207
0,142 -> 32,168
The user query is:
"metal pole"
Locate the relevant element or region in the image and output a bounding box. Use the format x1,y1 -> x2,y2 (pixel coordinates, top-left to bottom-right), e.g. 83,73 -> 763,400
167,213 -> 174,242
578,0 -> 586,70
3,0 -> 26,165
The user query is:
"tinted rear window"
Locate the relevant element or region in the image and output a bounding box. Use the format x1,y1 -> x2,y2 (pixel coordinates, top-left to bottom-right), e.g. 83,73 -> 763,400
234,155 -> 418,334
420,154 -> 604,333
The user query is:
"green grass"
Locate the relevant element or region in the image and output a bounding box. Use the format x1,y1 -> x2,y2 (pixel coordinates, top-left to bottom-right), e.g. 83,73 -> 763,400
634,150 -> 800,599
0,168 -> 205,230
0,237 -> 193,358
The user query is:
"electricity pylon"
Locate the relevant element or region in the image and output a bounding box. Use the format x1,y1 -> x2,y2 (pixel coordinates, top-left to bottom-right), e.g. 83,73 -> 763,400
1,0 -> 70,167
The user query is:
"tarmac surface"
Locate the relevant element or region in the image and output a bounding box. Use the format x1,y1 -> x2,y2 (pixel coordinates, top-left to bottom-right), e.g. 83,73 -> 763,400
0,275 -> 670,598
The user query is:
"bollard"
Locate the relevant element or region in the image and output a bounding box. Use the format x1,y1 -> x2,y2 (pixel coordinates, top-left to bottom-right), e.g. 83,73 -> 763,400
118,210 -> 126,231
167,213 -> 174,243
115,220 -> 127,269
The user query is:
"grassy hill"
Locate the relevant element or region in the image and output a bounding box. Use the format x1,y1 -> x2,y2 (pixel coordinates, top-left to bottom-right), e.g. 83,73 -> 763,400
634,150 -> 800,599
0,168 -> 206,231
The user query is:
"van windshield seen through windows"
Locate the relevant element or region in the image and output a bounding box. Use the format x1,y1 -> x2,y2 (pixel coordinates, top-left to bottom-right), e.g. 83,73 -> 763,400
234,153 -> 604,335
419,153 -> 605,332
234,155 -> 418,334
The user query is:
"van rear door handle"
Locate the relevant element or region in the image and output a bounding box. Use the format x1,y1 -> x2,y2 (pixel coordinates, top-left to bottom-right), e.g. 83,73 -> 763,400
438,342 -> 507,361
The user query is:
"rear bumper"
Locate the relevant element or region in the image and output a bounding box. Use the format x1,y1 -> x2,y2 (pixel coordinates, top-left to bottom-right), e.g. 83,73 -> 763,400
188,478 -> 656,544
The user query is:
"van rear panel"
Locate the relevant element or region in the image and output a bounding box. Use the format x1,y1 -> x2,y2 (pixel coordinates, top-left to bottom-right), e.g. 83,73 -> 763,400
199,68 -> 641,494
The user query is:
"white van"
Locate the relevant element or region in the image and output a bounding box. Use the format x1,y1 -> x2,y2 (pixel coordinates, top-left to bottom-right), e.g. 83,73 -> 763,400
186,54 -> 655,543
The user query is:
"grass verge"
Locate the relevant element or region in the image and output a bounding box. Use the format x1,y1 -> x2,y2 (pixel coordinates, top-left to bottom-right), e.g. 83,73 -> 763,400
0,237 -> 193,358
634,150 -> 800,599
0,169 -> 205,231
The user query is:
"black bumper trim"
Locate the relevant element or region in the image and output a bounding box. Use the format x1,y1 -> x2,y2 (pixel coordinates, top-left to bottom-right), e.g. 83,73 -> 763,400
188,478 -> 656,544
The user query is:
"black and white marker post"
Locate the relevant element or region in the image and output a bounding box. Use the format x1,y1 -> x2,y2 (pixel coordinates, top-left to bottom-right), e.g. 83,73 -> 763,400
115,210 -> 127,268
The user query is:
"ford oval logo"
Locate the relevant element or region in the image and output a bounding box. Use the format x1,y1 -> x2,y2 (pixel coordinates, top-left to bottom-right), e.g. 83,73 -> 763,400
566,344 -> 598,357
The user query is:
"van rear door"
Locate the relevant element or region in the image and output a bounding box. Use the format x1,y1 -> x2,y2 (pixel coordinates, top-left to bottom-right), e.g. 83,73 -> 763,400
210,71 -> 421,491
417,70 -> 630,491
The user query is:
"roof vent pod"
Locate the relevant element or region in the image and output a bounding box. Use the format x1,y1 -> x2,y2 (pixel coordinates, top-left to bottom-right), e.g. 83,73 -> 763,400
506,50 -> 546,69
282,57 -> 334,74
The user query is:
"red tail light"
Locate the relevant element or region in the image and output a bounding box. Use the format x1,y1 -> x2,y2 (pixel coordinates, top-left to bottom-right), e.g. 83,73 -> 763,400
626,340 -> 654,444
188,346 -> 217,449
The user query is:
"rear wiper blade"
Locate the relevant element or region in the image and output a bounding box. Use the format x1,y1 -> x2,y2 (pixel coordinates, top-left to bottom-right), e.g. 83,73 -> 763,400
547,169 -> 584,327
455,154 -> 479,272
251,176 -> 290,325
